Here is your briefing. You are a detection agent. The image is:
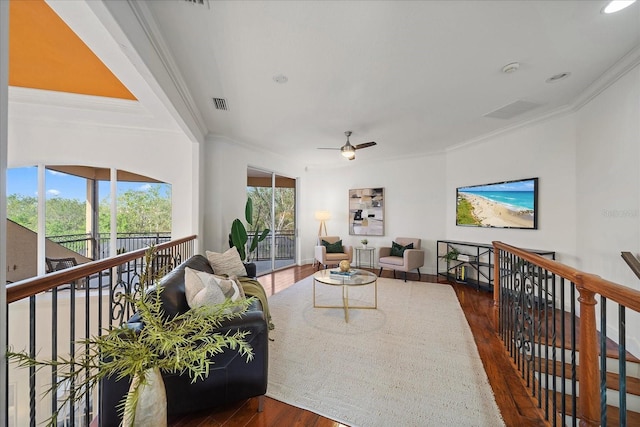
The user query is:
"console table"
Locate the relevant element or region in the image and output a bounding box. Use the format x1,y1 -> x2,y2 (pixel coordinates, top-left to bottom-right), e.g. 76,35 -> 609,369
436,240 -> 555,292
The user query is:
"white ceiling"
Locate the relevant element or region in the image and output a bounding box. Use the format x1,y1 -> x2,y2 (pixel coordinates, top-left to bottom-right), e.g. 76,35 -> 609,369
59,1 -> 640,166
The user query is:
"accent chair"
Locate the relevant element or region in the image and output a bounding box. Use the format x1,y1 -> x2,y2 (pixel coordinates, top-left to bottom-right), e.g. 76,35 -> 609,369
315,236 -> 353,270
378,237 -> 424,282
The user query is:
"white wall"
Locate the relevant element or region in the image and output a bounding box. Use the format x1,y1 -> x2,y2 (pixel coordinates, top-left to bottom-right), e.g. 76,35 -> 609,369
301,153 -> 446,274
204,137 -> 446,274
575,65 -> 640,355
444,114 -> 578,264
203,136 -> 305,257
575,65 -> 640,285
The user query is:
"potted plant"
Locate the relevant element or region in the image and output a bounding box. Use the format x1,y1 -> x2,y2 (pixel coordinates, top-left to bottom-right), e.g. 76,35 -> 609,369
7,247 -> 254,427
229,197 -> 270,277
360,238 -> 368,248
443,247 -> 460,262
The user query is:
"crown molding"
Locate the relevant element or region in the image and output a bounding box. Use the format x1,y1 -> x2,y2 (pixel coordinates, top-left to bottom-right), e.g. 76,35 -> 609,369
9,86 -> 142,113
8,86 -> 187,135
572,44 -> 640,111
125,0 -> 209,140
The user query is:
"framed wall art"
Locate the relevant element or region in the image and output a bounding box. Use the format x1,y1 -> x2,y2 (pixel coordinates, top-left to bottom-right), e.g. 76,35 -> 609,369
349,187 -> 384,236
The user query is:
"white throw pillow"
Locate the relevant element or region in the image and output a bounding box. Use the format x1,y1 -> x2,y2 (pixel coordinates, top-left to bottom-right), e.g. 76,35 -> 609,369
184,267 -> 246,312
206,247 -> 247,277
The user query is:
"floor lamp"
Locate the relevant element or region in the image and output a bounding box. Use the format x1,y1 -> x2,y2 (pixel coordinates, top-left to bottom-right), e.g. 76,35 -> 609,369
315,210 -> 330,238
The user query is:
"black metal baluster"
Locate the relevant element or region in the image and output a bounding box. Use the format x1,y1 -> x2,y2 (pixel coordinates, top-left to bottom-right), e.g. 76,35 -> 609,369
551,273 -> 558,427
570,283 -> 576,427
560,278 -> 566,425
51,288 -> 58,421
618,305 -> 627,426
69,285 -> 75,425
600,296 -> 607,426
84,277 -> 91,425
29,295 -> 36,427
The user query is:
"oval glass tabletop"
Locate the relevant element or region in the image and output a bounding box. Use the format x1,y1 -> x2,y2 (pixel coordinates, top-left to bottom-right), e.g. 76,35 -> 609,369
313,268 -> 377,286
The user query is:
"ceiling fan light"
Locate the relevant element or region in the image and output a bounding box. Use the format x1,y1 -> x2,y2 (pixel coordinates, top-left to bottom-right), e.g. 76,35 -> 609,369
341,144 -> 355,159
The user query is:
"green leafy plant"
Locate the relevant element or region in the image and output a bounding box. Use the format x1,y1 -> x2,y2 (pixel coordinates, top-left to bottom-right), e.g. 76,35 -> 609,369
360,239 -> 368,245
7,247 -> 254,427
443,247 -> 460,261
229,197 -> 270,262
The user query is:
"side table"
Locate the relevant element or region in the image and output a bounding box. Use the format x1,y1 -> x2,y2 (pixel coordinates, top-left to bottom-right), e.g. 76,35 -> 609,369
354,247 -> 375,268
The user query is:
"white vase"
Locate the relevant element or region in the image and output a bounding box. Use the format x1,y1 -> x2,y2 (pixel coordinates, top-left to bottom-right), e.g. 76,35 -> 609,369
122,367 -> 167,427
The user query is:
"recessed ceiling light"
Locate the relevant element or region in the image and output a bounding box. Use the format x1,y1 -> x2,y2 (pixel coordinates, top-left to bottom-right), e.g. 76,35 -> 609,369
273,74 -> 288,84
546,72 -> 571,83
602,0 -> 636,14
501,62 -> 520,74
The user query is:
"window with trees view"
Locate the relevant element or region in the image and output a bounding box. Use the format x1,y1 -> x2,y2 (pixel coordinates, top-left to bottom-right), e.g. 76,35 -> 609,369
5,165 -> 171,282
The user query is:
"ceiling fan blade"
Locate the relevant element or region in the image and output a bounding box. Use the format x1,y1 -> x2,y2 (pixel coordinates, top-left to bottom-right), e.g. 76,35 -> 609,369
354,141 -> 376,150
317,147 -> 340,150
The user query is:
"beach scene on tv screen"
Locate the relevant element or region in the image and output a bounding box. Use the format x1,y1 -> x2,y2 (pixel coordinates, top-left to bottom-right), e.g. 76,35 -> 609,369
457,179 -> 536,229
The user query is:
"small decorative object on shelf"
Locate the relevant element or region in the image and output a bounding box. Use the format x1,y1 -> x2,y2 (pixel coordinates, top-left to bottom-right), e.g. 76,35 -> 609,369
360,239 -> 368,248
339,260 -> 351,272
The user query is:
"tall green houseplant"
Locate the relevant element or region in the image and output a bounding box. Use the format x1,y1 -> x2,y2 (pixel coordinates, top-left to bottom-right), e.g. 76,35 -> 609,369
230,197 -> 270,262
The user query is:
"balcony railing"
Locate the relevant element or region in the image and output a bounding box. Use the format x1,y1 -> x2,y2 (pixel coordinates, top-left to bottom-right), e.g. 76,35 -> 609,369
493,241 -> 640,426
5,236 -> 196,427
48,230 -> 295,263
47,232 -> 172,260
249,229 -> 295,261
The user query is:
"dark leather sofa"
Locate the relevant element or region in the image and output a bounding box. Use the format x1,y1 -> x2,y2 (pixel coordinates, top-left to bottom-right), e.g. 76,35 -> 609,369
100,255 -> 269,426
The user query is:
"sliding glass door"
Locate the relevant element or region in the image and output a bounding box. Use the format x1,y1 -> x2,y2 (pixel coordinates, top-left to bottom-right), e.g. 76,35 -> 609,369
247,167 -> 296,276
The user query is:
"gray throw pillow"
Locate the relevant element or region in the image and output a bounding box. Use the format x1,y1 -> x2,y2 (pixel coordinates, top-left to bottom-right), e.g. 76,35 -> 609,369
184,267 -> 246,313
206,247 -> 247,276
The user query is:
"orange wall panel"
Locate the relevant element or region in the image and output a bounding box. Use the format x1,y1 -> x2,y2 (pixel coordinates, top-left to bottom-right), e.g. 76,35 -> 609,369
9,0 -> 136,100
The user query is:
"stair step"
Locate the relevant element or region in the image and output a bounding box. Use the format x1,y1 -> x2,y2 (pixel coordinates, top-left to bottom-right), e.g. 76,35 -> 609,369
555,392 -> 640,426
525,307 -> 640,364
519,342 -> 640,378
537,360 -> 640,396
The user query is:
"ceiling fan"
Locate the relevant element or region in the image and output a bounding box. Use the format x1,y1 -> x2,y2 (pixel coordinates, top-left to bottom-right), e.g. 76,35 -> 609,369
317,131 -> 377,160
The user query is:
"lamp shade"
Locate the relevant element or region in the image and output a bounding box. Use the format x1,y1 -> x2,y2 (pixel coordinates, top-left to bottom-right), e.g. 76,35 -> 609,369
314,210 -> 331,221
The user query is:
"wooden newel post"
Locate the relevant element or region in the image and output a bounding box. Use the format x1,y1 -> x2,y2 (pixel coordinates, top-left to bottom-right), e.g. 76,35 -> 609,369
576,277 -> 600,427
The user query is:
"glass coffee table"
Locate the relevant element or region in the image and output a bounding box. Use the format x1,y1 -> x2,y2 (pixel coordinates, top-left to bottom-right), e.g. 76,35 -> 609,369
313,268 -> 378,322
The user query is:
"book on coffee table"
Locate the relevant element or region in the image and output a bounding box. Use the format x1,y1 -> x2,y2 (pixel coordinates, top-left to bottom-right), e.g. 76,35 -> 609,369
330,269 -> 357,278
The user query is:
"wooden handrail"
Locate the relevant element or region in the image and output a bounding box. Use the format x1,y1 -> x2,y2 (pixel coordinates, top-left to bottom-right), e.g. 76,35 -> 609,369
7,235 -> 196,304
493,241 -> 640,312
621,251 -> 640,280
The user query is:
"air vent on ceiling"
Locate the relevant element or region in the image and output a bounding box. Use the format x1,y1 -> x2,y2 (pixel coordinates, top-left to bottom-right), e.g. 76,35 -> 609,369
483,100 -> 542,120
212,98 -> 229,111
182,0 -> 209,7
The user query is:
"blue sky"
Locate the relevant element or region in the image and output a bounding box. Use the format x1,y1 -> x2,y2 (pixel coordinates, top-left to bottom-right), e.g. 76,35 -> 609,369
458,178 -> 536,193
7,167 -> 168,200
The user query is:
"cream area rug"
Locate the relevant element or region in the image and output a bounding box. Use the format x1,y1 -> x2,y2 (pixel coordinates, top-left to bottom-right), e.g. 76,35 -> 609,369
266,276 -> 505,427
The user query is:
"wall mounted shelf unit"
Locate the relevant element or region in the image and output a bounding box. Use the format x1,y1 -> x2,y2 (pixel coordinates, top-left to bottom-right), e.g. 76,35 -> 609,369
436,240 -> 555,292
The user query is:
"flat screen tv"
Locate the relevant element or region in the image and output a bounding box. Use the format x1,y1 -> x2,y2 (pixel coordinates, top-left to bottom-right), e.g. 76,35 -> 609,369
456,177 -> 538,229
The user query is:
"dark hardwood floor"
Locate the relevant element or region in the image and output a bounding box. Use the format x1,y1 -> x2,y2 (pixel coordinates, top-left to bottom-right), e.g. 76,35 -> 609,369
168,265 -> 546,427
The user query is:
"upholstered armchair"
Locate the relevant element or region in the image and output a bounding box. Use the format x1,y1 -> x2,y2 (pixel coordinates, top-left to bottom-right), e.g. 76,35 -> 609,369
378,237 -> 425,282
315,236 -> 353,270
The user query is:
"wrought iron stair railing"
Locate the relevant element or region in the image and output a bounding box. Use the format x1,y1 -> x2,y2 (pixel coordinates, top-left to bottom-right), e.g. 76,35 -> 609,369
494,241 -> 640,427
